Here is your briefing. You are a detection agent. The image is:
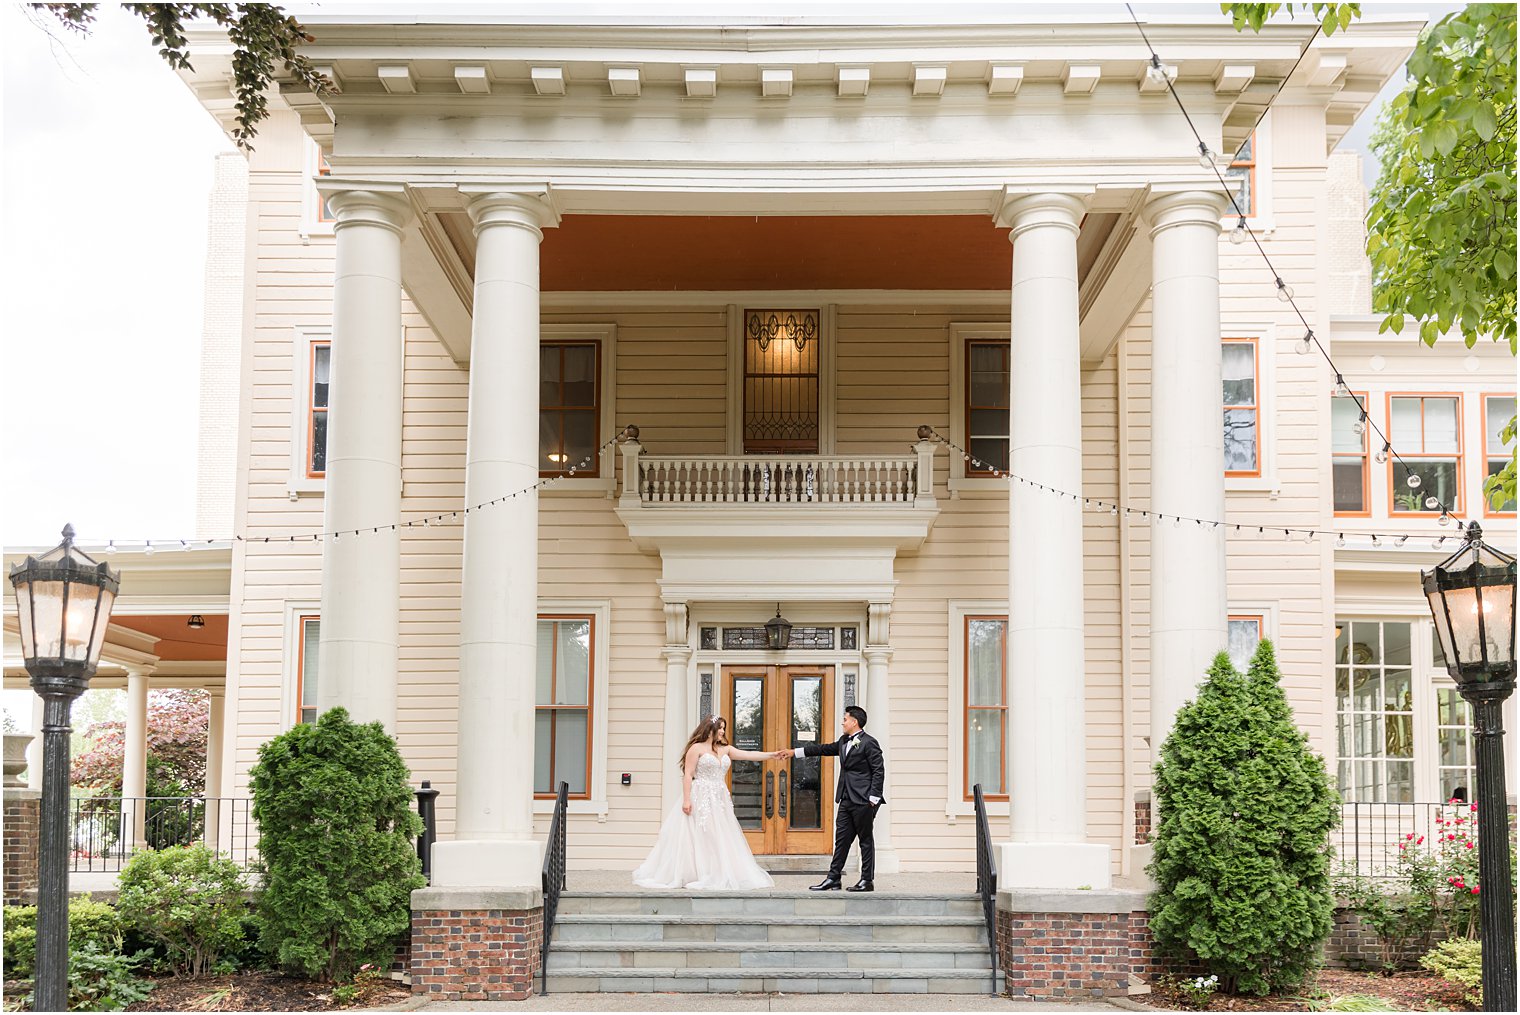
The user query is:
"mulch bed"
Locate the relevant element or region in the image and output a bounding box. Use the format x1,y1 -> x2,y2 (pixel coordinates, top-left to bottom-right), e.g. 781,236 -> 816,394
121,971 -> 411,1012
1143,968 -> 1472,1011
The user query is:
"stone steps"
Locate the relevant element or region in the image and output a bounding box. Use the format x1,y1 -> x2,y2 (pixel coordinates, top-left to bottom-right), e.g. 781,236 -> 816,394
543,891 -> 1000,994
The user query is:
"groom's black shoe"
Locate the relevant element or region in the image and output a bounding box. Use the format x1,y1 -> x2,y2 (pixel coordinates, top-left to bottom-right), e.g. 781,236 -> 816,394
809,877 -> 843,891
846,879 -> 874,892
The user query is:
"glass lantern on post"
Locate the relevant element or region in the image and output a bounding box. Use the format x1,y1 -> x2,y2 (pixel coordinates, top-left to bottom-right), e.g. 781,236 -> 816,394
1422,521 -> 1516,1012
8,525 -> 120,1013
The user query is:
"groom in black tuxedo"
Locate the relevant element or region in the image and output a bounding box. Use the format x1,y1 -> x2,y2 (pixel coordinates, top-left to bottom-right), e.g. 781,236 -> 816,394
776,704 -> 885,892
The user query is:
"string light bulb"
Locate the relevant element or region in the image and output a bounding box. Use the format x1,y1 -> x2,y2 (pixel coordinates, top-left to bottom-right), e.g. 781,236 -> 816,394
1406,473 -> 1422,490
1335,533 -> 1346,548
1352,413 -> 1366,436
1145,55 -> 1169,86
143,541 -> 156,555
1275,278 -> 1295,302
105,541 -> 117,554
1229,216 -> 1248,244
1297,330 -> 1314,355
1438,510 -> 1451,526
1370,534 -> 1382,547
1197,141 -> 1214,168
1375,444 -> 1390,465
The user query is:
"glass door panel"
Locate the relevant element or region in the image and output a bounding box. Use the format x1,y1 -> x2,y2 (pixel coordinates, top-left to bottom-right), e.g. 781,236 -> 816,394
788,676 -> 823,830
730,675 -> 765,831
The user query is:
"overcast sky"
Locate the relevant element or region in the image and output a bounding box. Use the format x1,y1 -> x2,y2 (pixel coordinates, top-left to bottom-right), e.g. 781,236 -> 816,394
0,2 -> 1451,548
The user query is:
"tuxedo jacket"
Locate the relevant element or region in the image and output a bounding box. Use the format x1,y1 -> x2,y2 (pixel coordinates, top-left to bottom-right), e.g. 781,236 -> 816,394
801,731 -> 885,807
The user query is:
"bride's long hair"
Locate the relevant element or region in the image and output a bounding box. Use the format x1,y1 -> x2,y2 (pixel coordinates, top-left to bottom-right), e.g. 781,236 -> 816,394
677,715 -> 728,770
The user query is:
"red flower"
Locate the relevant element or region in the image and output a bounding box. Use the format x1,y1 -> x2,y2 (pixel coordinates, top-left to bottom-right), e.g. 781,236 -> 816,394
1406,832 -> 1416,840
1466,841 -> 1475,850
1471,886 -> 1480,894
1416,836 -> 1424,844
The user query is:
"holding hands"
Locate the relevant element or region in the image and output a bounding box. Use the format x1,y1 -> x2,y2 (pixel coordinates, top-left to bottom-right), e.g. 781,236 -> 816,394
770,749 -> 791,760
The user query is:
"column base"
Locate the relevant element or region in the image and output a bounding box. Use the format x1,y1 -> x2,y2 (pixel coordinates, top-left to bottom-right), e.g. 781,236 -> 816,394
1127,843 -> 1158,892
1000,842 -> 1112,890
872,846 -> 902,876
411,887 -> 543,1001
430,839 -> 544,888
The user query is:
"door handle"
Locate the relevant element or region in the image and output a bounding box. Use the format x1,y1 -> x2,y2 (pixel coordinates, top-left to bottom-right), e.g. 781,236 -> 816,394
779,770 -> 788,818
765,770 -> 774,818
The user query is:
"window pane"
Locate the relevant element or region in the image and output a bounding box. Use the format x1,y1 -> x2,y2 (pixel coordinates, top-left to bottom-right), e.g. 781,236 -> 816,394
1392,460 -> 1458,511
1233,134 -> 1253,163
1226,618 -> 1260,670
554,710 -> 589,795
540,346 -> 561,405
1487,458 -> 1517,512
310,412 -> 328,475
1425,398 -> 1459,453
312,345 -> 331,408
969,408 -> 1009,440
1487,396 -> 1515,450
1352,670 -> 1380,712
1335,622 -> 1349,664
555,619 -> 591,706
1335,670 -> 1350,711
1390,398 -> 1422,448
562,345 -> 597,407
1224,408 -> 1257,471
1331,396 -> 1365,453
968,438 -> 1008,474
301,619 -> 320,715
1385,713 -> 1413,758
1439,727 -> 1468,767
1223,165 -> 1252,217
1351,622 -> 1382,664
536,622 -> 554,705
1386,761 -> 1414,803
1333,458 -> 1366,512
539,410 -> 564,470
968,343 -> 1009,407
1440,769 -> 1471,803
1384,623 -> 1411,667
1221,343 -> 1255,405
563,409 -> 597,471
967,711 -> 1003,795
967,619 -> 1005,706
534,711 -> 552,793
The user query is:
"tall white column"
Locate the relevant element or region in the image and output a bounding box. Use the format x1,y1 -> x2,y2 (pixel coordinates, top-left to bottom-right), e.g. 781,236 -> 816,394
432,189 -> 556,889
1000,191 -> 1110,889
315,185 -> 411,730
203,688 -> 226,851
1146,191 -> 1229,754
122,668 -> 150,850
863,603 -> 899,874
661,603 -> 691,815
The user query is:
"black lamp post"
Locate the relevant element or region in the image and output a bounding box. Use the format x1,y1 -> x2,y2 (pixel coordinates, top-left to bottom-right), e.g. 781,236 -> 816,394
1422,521 -> 1516,1012
8,525 -> 120,1012
765,605 -> 793,651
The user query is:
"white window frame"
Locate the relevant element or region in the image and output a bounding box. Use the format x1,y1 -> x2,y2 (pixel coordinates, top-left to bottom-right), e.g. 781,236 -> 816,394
281,600 -> 321,729
540,324 -> 618,496
300,138 -> 335,239
1226,603 -> 1278,670
1223,323 -> 1277,493
948,323 -> 1013,495
288,327 -> 332,498
533,599 -> 612,816
946,601 -> 1010,818
726,302 -> 837,455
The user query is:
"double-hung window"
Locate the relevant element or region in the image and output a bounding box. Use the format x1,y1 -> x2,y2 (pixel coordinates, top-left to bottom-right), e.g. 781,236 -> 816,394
295,616 -> 320,724
1224,133 -> 1256,219
966,341 -> 1010,476
307,341 -> 331,479
535,615 -> 595,799
1226,615 -> 1263,670
1484,394 -> 1516,515
1388,394 -> 1461,514
1335,620 -> 1414,802
1222,338 -> 1259,476
1332,392 -> 1370,515
539,342 -> 600,478
964,616 -> 1008,800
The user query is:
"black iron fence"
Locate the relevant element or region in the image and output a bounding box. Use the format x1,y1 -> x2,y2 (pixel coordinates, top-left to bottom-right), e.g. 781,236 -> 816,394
1334,800 -> 1482,879
69,796 -> 256,872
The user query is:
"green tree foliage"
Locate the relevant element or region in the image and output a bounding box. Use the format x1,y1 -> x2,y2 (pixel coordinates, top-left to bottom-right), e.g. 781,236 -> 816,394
1148,644 -> 1340,995
1220,3 -> 1362,36
31,3 -> 328,149
117,845 -> 249,976
249,707 -> 425,983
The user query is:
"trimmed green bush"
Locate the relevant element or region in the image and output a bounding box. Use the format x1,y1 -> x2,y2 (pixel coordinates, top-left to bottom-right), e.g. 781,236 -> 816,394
1148,642 -> 1340,995
1420,937 -> 1482,1007
2,898 -> 123,980
250,707 -> 425,982
116,845 -> 248,976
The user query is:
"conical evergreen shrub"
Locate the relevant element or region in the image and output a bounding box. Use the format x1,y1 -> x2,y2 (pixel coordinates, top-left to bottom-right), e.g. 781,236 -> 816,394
1147,643 -> 1340,995
250,707 -> 425,982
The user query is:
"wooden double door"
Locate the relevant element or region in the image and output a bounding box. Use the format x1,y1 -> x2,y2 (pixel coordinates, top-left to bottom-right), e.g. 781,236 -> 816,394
721,664 -> 835,855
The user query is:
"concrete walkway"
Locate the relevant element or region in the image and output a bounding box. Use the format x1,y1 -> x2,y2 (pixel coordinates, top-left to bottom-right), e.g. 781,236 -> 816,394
402,994 -> 1132,1012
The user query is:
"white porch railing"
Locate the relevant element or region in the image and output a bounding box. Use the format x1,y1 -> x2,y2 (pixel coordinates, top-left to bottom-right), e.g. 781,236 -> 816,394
619,441 -> 937,507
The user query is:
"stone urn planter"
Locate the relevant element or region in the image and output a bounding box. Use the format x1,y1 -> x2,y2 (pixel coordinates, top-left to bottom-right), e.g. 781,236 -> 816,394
3,732 -> 33,788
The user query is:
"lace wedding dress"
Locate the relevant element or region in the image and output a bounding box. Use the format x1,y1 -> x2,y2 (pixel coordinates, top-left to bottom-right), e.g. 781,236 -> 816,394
632,751 -> 775,890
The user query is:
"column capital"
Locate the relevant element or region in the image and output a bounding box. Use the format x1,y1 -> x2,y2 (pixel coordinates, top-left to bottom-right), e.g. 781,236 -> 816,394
319,183 -> 413,235
862,647 -> 894,665
1144,189 -> 1228,236
461,187 -> 560,236
995,189 -> 1091,236
661,601 -> 689,646
661,645 -> 693,665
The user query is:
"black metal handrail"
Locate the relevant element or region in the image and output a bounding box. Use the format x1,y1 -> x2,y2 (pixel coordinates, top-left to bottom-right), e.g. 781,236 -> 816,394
972,784 -> 999,995
69,796 -> 255,871
539,781 -> 568,996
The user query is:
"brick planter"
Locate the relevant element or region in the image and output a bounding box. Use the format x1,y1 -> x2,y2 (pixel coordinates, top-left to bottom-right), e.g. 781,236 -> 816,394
410,888 -> 544,1001
3,789 -> 41,905
996,889 -> 1153,999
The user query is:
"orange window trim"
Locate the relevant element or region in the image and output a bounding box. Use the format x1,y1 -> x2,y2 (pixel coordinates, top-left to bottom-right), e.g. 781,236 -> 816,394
1228,614 -> 1264,637
1228,132 -> 1257,220
1223,337 -> 1260,478
965,339 -> 1010,478
1482,392 -> 1517,518
307,340 -> 329,480
539,342 -> 601,480
1385,392 -> 1465,517
294,614 -> 319,724
1334,390 -> 1372,518
535,613 -> 595,800
964,615 -> 1009,802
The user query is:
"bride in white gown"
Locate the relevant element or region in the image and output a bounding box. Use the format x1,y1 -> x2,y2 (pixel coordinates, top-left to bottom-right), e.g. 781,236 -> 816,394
632,715 -> 776,890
